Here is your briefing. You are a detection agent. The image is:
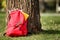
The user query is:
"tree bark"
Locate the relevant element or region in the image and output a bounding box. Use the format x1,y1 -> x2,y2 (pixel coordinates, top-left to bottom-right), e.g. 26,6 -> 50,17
6,0 -> 41,34
27,0 -> 42,33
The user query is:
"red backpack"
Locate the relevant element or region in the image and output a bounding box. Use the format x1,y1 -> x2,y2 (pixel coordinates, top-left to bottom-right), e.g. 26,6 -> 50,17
5,10 -> 28,37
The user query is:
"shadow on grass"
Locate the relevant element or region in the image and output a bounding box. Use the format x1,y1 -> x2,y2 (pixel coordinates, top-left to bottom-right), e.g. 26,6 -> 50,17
40,30 -> 60,34
27,30 -> 60,36
2,30 -> 60,37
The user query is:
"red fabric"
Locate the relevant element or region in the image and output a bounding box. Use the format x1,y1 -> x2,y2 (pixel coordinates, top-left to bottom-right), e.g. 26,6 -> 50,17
5,10 -> 28,37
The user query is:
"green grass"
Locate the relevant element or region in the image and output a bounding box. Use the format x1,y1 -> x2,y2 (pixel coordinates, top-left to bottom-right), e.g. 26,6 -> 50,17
0,12 -> 60,40
41,16 -> 60,30
0,13 -> 6,32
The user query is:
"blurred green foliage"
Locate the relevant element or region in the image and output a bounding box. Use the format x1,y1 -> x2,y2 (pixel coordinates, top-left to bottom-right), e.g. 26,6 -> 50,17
0,0 -> 6,9
2,0 -> 6,9
0,0 -> 3,9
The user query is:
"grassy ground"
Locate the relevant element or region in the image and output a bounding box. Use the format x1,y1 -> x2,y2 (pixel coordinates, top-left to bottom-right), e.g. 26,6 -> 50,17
0,12 -> 60,40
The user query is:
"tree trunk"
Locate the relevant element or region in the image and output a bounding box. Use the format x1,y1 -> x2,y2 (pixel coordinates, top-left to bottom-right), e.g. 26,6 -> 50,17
6,0 -> 41,34
26,0 -> 42,33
